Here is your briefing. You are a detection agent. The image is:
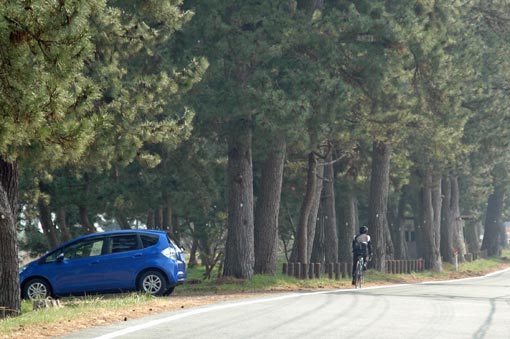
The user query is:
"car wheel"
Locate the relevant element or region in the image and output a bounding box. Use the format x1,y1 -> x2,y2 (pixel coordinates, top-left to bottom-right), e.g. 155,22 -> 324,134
23,279 -> 51,300
138,271 -> 167,296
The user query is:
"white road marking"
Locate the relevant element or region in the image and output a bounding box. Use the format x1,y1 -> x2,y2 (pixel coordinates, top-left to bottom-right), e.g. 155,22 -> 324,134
92,267 -> 510,339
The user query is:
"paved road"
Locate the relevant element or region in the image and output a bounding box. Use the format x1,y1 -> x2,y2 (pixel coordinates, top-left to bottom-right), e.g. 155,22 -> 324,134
58,268 -> 510,339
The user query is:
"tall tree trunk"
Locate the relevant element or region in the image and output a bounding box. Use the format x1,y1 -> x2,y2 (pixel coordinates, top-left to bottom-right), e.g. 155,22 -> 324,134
306,158 -> 324,262
154,207 -> 163,230
0,157 -> 21,317
172,216 -> 181,243
422,169 -> 442,272
254,136 -> 286,275
146,211 -> 155,230
38,198 -> 58,249
368,141 -> 391,272
223,122 -> 254,279
115,211 -> 131,230
78,205 -> 96,234
162,193 -> 173,234
188,237 -> 199,268
310,204 -> 325,265
77,175 -> 95,234
432,173 -> 443,269
56,206 -> 72,242
465,220 -> 481,255
450,176 -> 466,262
411,172 -> 426,260
481,184 -> 505,256
322,152 -> 338,264
296,152 -> 318,263
440,176 -> 455,263
388,187 -> 408,260
338,190 -> 357,263
38,182 -> 58,248
384,214 -> 395,261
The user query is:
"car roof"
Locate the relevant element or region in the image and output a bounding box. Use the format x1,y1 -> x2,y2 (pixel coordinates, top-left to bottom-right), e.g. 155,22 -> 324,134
57,229 -> 168,248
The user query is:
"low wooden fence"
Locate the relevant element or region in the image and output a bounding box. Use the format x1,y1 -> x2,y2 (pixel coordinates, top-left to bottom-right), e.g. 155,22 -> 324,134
283,249 -> 489,280
282,259 -> 425,280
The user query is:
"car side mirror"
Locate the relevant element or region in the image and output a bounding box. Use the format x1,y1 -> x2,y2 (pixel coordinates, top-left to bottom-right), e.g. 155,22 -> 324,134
56,253 -> 65,262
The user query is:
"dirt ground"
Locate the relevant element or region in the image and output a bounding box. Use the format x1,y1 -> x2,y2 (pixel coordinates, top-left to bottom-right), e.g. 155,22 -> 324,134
4,265 -> 509,339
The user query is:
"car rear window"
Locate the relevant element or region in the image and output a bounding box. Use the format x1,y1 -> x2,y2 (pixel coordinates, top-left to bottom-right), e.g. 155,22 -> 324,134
140,235 -> 159,248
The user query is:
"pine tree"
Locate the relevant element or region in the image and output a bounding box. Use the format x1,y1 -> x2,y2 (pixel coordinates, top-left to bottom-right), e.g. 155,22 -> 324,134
0,0 -> 203,316
0,0 -> 101,317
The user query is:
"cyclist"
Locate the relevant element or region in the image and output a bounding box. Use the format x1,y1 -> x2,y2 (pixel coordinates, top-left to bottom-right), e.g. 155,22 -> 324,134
352,226 -> 373,285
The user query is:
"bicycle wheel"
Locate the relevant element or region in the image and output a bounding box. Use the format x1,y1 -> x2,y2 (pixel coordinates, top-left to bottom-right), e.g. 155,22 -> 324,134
355,260 -> 364,289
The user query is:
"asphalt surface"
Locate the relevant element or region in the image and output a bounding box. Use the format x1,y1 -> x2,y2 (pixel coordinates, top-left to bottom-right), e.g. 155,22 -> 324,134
57,268 -> 510,339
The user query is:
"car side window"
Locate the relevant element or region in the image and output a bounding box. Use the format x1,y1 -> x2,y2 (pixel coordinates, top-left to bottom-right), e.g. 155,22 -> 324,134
63,238 -> 105,260
140,235 -> 159,248
110,235 -> 139,253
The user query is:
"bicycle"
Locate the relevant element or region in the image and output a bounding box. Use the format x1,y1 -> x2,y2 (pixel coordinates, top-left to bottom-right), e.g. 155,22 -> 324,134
353,256 -> 365,289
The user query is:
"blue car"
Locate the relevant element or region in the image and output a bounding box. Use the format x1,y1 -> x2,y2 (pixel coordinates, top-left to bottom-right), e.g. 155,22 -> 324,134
20,229 -> 186,300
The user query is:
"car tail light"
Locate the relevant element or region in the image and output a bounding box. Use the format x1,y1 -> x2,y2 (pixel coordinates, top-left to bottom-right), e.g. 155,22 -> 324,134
162,247 -> 177,260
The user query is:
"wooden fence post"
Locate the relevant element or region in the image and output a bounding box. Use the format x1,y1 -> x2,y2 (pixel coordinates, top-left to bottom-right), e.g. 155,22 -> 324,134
327,263 -> 334,279
302,263 -> 308,279
314,263 -> 321,279
346,262 -> 352,279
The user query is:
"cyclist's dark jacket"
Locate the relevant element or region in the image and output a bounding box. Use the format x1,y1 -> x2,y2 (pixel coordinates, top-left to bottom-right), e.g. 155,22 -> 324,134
352,233 -> 372,258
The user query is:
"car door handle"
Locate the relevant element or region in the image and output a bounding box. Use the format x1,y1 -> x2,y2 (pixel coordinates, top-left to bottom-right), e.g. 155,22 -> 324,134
90,261 -> 100,265
132,253 -> 143,258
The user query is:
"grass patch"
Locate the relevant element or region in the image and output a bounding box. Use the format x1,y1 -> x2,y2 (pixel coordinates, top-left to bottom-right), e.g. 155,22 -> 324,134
0,293 -> 156,337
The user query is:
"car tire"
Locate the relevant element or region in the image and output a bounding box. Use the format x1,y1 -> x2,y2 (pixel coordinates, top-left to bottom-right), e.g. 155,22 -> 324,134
138,270 -> 167,296
163,286 -> 175,296
23,278 -> 52,300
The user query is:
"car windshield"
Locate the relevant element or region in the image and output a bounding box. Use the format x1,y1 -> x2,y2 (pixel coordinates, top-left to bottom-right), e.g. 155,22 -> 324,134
44,250 -> 63,263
